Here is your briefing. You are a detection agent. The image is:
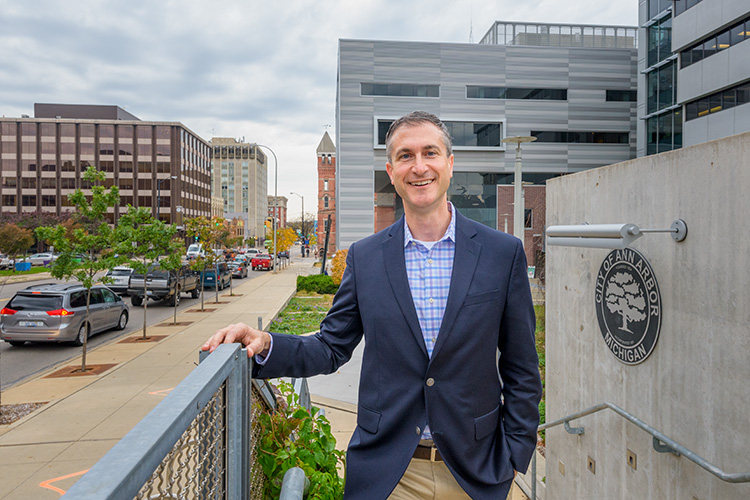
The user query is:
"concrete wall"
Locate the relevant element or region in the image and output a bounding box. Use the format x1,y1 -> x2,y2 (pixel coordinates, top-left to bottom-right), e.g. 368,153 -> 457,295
545,131 -> 750,499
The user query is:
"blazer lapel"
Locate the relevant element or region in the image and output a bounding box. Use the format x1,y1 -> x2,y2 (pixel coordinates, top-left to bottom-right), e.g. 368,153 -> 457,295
383,217 -> 428,358
431,212 -> 480,361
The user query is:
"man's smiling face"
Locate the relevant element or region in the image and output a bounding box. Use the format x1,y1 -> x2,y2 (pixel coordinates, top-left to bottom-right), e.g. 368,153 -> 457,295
386,122 -> 454,215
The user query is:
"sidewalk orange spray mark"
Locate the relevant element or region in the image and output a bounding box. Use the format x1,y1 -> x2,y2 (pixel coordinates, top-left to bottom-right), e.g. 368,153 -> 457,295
148,388 -> 174,397
39,469 -> 89,495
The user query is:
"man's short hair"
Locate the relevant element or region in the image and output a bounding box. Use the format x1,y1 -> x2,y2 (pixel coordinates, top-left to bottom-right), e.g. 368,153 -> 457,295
385,111 -> 453,163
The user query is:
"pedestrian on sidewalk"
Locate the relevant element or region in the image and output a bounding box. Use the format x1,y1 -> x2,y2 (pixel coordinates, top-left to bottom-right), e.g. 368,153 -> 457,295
203,111 -> 542,499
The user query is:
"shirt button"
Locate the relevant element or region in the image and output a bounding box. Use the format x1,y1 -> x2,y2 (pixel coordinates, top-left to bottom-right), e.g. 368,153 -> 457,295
428,258 -> 433,264
416,426 -> 421,435
429,298 -> 434,304
426,378 -> 435,387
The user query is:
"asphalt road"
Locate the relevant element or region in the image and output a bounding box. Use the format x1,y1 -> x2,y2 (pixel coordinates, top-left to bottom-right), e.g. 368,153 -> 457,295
0,272 -> 263,392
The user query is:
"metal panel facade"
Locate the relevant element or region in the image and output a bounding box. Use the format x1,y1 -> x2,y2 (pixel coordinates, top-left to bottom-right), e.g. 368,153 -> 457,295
337,38 -> 637,249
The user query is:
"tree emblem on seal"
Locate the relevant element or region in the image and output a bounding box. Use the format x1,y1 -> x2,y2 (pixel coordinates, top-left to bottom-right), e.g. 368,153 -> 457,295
595,248 -> 661,365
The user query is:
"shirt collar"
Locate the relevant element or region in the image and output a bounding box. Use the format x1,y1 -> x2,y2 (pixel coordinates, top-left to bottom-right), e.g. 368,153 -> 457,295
404,202 -> 456,248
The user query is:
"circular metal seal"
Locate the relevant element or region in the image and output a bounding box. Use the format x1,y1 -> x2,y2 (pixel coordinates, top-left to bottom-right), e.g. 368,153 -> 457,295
595,248 -> 662,365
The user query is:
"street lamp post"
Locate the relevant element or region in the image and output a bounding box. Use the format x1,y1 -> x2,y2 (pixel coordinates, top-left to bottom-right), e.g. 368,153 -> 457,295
156,175 -> 178,223
290,191 -> 304,256
501,136 -> 536,246
252,144 -> 278,273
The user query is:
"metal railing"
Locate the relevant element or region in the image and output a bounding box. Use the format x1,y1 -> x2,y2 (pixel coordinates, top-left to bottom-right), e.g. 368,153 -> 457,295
529,401 -> 750,499
61,343 -> 277,500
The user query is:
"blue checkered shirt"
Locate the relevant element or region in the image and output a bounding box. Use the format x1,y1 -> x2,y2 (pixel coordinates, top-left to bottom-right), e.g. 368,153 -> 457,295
404,203 -> 456,440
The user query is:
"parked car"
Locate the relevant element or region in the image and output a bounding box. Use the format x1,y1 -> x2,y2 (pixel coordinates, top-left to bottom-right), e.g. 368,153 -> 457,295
27,253 -> 59,266
201,262 -> 232,290
244,248 -> 260,256
0,283 -> 129,346
227,261 -> 248,279
251,253 -> 274,271
128,264 -> 201,307
0,254 -> 13,270
104,266 -> 134,295
277,250 -> 290,259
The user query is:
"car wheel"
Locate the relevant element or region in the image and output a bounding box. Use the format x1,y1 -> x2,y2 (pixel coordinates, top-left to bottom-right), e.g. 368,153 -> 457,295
116,311 -> 129,330
73,323 -> 89,346
191,287 -> 200,299
170,287 -> 181,307
8,340 -> 25,347
131,295 -> 143,307
218,280 -> 223,291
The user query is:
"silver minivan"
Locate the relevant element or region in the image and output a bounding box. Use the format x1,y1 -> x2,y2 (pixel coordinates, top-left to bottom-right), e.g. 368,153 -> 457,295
0,283 -> 130,346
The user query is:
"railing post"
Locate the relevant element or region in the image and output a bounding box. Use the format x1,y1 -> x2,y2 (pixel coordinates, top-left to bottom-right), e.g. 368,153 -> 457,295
226,347 -> 249,499
279,467 -> 309,500
531,452 -> 537,500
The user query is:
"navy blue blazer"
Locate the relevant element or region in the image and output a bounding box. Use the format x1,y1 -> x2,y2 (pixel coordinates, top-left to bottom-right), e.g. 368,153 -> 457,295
255,211 -> 542,499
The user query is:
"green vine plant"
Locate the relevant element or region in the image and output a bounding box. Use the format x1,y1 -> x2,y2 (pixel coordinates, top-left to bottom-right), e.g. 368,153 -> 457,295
257,381 -> 346,499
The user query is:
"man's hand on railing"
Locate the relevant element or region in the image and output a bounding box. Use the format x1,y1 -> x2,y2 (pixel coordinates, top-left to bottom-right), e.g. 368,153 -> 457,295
202,323 -> 271,358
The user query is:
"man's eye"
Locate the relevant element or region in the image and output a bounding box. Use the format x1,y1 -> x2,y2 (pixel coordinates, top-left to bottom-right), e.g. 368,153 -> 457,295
425,151 -> 437,157
399,153 -> 412,160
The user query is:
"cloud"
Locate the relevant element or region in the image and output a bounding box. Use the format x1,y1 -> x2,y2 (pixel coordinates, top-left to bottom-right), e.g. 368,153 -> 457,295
0,0 -> 638,218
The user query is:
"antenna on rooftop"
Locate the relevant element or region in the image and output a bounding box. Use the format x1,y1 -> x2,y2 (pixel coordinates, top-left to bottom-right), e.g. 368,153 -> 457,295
323,124 -> 331,131
469,1 -> 474,42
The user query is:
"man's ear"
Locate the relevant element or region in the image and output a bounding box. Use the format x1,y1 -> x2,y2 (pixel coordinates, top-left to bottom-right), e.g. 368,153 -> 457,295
386,162 -> 395,184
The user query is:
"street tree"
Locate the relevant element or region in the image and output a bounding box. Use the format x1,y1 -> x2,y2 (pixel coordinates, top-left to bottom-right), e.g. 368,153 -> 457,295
35,167 -> 124,372
185,216 -> 227,307
114,206 -> 184,335
0,223 -> 34,281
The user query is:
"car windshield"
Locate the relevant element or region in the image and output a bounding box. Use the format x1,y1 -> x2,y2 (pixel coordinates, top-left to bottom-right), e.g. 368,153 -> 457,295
8,294 -> 63,311
108,269 -> 132,276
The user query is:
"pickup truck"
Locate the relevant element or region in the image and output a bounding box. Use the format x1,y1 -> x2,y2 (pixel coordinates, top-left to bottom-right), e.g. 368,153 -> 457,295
127,264 -> 201,307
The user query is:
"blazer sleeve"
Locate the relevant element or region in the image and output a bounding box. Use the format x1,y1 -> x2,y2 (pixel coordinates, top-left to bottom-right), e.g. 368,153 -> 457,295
253,243 -> 364,379
497,239 -> 543,472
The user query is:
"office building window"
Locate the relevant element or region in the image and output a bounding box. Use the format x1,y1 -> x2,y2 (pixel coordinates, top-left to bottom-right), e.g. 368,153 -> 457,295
377,120 -> 503,148
606,90 -> 637,102
531,131 -> 630,143
524,209 -> 533,229
324,196 -> 329,209
681,17 -> 749,68
647,61 -> 677,114
467,86 -> 567,100
647,17 -> 672,67
324,179 -> 329,191
685,80 -> 750,121
646,109 -> 682,154
361,83 -> 439,97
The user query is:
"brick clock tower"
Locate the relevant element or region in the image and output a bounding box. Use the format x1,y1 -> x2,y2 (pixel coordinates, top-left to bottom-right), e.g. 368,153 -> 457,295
316,131 -> 336,256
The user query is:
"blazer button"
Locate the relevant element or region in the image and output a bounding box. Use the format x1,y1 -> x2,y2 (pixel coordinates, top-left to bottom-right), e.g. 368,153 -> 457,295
416,426 -> 421,435
426,378 -> 435,387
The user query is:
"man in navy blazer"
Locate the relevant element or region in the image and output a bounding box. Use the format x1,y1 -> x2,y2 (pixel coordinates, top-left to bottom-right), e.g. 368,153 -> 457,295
203,111 -> 542,499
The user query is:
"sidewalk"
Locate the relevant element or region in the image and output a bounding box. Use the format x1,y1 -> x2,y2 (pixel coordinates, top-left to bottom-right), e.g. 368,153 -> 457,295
0,259 -> 311,499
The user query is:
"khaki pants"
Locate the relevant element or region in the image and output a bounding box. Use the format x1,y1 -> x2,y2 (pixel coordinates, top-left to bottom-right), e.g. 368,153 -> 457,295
388,457 -> 473,500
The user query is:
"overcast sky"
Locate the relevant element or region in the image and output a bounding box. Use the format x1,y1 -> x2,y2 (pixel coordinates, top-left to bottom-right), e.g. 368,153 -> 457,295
0,0 -> 637,221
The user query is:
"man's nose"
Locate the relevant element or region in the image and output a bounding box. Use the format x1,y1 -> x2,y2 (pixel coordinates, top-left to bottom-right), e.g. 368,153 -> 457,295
413,154 -> 430,174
